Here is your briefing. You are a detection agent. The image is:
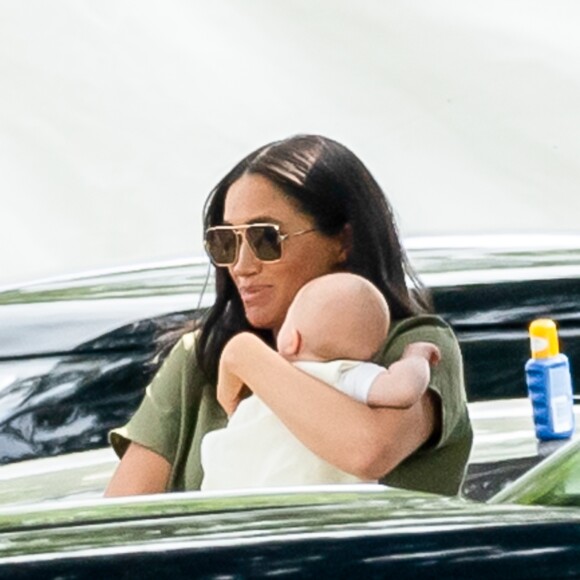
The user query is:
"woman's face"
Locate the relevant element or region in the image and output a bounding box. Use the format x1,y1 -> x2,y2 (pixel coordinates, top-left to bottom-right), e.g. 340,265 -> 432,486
223,173 -> 347,334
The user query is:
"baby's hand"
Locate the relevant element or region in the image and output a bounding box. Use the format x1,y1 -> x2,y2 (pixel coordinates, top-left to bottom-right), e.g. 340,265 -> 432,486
402,342 -> 441,366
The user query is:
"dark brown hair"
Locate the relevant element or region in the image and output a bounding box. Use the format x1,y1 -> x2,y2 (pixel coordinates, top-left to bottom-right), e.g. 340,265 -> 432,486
197,134 -> 431,382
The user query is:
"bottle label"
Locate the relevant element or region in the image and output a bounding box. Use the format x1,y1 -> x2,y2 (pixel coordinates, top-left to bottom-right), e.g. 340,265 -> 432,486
549,365 -> 573,433
531,336 -> 550,354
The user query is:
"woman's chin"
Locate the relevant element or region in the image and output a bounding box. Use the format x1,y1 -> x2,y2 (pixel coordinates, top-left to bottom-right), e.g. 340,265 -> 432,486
245,312 -> 266,328
245,310 -> 278,333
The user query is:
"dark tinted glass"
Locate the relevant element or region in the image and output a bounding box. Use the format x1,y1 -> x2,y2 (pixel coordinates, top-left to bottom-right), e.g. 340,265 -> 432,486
246,225 -> 282,261
205,229 -> 238,265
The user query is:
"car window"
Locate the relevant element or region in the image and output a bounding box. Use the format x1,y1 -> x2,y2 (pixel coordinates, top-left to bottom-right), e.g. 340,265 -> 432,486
561,452 -> 580,504
490,439 -> 580,508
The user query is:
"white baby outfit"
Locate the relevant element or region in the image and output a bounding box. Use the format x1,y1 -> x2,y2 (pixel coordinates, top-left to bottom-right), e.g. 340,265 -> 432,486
201,359 -> 384,491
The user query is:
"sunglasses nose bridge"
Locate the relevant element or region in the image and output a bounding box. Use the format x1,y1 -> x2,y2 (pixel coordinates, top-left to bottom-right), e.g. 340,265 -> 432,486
233,228 -> 260,269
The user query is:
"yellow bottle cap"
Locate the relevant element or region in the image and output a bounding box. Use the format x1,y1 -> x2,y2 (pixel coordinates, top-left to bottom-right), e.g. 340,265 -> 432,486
529,318 -> 560,359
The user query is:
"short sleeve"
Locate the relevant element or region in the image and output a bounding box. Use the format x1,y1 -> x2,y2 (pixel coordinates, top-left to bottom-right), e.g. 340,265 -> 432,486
375,315 -> 472,496
376,315 -> 469,450
109,332 -> 197,464
337,362 -> 386,403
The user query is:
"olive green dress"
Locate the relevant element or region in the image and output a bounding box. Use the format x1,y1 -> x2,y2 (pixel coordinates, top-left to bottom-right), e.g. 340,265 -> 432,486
111,315 -> 473,496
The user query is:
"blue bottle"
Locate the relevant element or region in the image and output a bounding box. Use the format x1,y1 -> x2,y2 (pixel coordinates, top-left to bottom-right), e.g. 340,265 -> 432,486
525,319 -> 575,441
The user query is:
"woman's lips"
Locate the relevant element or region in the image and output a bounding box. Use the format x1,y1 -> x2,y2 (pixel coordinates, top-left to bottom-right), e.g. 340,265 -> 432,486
238,285 -> 273,306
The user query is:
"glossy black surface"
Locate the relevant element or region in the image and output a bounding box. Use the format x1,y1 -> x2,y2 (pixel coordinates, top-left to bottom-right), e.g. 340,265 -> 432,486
0,238 -> 579,465
436,277 -> 580,401
0,487 -> 579,578
4,525 -> 580,579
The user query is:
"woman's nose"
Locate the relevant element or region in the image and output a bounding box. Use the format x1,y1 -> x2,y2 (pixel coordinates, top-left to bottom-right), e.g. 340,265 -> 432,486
231,234 -> 260,276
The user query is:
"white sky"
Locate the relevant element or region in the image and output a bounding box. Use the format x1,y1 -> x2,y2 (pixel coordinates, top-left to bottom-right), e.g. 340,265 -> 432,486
1,0 -> 579,286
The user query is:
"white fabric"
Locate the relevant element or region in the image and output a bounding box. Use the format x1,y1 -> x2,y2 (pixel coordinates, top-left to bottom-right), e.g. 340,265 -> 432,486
201,359 -> 383,491
294,359 -> 385,403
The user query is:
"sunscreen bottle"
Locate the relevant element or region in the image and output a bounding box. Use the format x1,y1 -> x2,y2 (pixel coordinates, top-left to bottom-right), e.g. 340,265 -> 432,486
525,319 -> 575,440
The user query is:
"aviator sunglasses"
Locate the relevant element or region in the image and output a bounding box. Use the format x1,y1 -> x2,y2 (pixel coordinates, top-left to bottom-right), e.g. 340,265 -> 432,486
204,223 -> 315,266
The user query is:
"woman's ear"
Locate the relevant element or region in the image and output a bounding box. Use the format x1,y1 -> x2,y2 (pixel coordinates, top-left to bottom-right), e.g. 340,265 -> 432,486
337,223 -> 353,264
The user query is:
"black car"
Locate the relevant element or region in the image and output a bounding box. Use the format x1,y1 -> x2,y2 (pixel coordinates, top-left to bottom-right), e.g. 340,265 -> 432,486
0,479 -> 579,578
0,415 -> 578,577
1,234 -> 578,469
0,235 -> 579,577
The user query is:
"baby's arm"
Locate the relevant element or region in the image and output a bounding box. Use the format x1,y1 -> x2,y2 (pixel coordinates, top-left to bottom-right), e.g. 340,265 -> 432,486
366,342 -> 441,409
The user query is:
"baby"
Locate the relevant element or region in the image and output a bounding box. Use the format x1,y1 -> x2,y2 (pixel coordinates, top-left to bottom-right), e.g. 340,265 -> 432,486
200,272 -> 440,490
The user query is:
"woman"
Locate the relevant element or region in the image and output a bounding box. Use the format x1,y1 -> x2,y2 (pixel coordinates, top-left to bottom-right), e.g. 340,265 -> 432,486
106,134 -> 472,497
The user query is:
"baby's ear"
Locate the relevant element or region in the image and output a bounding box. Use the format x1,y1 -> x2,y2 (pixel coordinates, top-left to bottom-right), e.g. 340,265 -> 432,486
280,328 -> 302,358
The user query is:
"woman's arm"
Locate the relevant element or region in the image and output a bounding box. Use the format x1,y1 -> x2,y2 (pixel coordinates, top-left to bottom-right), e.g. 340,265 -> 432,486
104,442 -> 171,497
218,333 -> 439,480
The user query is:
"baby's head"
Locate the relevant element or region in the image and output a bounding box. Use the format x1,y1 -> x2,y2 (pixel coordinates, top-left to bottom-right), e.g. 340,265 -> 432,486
276,273 -> 390,362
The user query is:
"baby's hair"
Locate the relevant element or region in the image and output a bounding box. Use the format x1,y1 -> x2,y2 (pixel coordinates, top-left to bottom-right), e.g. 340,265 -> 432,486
290,273 -> 390,361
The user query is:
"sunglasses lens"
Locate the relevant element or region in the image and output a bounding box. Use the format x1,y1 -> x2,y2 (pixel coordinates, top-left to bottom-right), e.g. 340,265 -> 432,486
246,225 -> 282,261
205,229 -> 237,265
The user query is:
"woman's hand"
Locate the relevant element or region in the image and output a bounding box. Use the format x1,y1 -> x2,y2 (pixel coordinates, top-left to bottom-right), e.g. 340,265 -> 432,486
217,333 -> 255,416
